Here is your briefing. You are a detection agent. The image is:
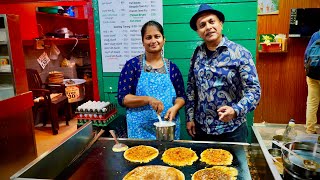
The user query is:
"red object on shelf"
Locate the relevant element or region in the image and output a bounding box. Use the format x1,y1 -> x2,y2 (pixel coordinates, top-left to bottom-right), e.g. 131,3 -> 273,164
0,0 -> 99,101
75,109 -> 118,121
260,42 -> 282,52
0,1 -> 87,40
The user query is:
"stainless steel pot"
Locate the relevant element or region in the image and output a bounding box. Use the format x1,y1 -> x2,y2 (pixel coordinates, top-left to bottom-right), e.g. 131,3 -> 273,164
154,121 -> 175,141
281,142 -> 320,179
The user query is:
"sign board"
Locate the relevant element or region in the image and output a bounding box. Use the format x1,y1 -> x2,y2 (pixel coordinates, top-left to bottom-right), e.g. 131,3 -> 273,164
65,85 -> 84,103
98,0 -> 163,72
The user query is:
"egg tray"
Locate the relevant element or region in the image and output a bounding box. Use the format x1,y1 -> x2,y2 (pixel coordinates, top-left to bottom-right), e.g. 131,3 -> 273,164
74,108 -> 116,116
77,111 -> 118,127
75,103 -> 117,115
76,109 -> 117,120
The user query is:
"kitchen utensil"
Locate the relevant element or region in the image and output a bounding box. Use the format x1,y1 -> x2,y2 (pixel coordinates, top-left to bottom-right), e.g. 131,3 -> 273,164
154,121 -> 175,141
271,155 -> 282,164
269,154 -> 284,174
273,141 -> 320,170
268,148 -> 282,157
279,141 -> 320,179
273,135 -> 283,141
272,135 -> 284,148
109,130 -> 128,152
157,114 -> 162,122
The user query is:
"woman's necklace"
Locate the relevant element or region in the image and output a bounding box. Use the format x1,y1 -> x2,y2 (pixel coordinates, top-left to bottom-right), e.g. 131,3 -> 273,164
146,58 -> 163,69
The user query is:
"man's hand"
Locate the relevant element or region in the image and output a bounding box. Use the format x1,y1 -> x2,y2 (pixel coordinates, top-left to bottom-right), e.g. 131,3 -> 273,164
217,106 -> 237,122
148,97 -> 164,114
187,121 -> 196,137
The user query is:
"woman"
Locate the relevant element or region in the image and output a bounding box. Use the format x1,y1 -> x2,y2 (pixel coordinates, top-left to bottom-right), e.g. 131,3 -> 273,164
117,20 -> 186,139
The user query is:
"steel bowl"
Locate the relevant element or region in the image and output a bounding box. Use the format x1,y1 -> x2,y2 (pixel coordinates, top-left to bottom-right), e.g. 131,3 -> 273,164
268,148 -> 282,157
281,142 -> 320,179
272,135 -> 284,148
273,135 -> 283,141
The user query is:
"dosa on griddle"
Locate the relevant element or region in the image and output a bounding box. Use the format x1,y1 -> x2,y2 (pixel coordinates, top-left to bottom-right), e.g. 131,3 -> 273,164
123,165 -> 185,180
124,145 -> 158,163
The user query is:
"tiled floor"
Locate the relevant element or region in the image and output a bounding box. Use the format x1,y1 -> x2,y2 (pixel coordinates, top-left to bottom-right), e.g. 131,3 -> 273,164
34,116 -> 128,156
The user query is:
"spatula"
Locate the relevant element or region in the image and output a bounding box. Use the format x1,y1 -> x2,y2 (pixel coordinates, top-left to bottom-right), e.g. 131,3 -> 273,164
157,114 -> 163,122
109,130 -> 128,152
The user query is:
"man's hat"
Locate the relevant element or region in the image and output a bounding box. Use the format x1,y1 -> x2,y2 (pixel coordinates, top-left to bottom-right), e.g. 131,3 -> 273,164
190,3 -> 225,31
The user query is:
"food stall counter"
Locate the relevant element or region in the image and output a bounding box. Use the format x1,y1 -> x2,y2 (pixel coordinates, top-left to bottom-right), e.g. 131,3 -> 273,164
11,122 -> 275,180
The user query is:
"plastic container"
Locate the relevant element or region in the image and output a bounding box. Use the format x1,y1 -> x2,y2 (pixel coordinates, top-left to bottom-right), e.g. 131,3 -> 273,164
38,7 -> 59,14
260,42 -> 282,52
282,119 -> 297,142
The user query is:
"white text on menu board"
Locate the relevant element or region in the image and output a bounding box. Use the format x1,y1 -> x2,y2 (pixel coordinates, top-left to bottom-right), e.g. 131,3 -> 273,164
99,0 -> 163,72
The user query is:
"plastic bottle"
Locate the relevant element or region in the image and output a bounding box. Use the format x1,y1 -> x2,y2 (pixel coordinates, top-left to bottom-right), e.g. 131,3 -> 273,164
283,119 -> 297,142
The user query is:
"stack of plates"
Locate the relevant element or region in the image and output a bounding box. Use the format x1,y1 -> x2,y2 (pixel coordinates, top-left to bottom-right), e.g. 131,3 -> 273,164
48,71 -> 64,83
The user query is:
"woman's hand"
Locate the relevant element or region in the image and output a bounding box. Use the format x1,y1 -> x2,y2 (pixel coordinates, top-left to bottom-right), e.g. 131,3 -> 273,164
164,106 -> 179,121
148,97 -> 164,114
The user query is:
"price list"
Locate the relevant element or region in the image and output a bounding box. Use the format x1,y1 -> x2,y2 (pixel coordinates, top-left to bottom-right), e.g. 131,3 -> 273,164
98,0 -> 163,72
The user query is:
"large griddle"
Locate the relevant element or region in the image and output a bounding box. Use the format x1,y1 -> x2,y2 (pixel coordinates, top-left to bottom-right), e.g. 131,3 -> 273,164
57,139 -> 251,179
11,122 -> 254,180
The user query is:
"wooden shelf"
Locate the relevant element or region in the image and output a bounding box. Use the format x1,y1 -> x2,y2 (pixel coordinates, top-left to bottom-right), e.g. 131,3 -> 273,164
36,11 -> 87,21
23,38 -> 89,46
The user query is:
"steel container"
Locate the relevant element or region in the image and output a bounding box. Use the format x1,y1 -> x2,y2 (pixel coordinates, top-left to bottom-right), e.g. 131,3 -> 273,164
268,148 -> 282,157
281,142 -> 320,180
154,121 -> 175,141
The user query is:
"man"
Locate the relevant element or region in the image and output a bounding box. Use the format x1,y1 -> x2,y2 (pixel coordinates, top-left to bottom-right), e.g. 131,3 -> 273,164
186,4 -> 261,142
305,30 -> 320,134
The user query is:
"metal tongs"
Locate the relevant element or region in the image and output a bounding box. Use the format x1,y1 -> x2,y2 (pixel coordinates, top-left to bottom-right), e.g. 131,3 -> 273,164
273,141 -> 320,170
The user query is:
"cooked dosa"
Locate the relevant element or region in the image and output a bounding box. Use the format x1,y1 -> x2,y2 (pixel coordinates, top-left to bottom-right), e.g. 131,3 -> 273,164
124,145 -> 159,163
200,148 -> 233,165
123,165 -> 185,180
192,166 -> 238,180
162,147 -> 198,166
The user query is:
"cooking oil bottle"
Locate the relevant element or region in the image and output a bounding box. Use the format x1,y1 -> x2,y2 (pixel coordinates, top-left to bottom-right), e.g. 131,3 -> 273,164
283,119 -> 297,142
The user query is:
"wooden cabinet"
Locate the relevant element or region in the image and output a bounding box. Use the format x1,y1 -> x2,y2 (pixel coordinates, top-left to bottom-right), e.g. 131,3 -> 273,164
0,0 -> 99,102
0,15 -> 15,101
0,14 -> 36,180
0,1 -> 88,40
